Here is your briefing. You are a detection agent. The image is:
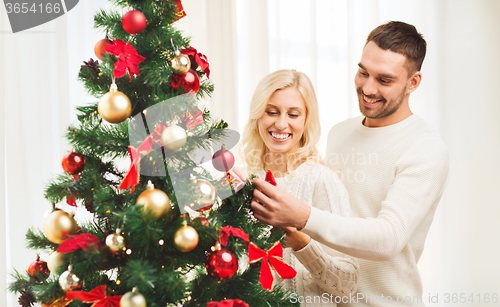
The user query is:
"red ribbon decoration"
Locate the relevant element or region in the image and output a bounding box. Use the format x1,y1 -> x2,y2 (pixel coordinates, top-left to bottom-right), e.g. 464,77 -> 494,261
248,241 -> 297,291
181,106 -> 205,130
57,234 -> 102,254
220,226 -> 249,246
118,124 -> 166,193
207,299 -> 249,307
219,172 -> 244,192
66,285 -> 122,307
173,0 -> 187,21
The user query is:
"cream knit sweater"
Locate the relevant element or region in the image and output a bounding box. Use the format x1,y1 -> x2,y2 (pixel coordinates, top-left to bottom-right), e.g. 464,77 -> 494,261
259,162 -> 359,307
302,115 -> 449,307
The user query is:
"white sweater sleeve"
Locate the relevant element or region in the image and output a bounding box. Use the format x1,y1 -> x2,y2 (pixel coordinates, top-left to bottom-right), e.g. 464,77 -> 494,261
301,138 -> 449,261
292,165 -> 359,295
293,240 -> 359,296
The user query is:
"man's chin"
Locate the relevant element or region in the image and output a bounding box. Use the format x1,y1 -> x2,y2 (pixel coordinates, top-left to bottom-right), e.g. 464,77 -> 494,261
359,104 -> 381,119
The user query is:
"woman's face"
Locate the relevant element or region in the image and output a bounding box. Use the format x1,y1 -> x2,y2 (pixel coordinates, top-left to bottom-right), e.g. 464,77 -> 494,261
257,87 -> 306,158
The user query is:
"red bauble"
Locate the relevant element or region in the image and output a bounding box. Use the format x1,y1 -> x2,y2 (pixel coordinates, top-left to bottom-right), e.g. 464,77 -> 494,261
170,69 -> 200,94
94,38 -> 113,60
28,257 -> 50,282
62,152 -> 86,175
212,148 -> 235,172
205,248 -> 238,281
122,10 -> 147,34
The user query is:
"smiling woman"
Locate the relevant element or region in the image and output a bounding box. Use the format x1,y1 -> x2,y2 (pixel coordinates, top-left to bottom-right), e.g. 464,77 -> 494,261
239,69 -> 322,177
239,69 -> 359,306
257,87 -> 307,177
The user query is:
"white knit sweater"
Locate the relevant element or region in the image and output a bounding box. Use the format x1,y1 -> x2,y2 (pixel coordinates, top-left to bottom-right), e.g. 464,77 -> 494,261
302,115 -> 449,307
258,162 -> 359,307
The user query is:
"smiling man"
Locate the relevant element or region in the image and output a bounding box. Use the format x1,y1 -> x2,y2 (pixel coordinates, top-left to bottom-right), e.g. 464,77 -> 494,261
251,21 -> 449,306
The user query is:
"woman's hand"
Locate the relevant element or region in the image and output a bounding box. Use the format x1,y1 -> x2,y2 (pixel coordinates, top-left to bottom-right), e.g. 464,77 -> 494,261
282,226 -> 311,251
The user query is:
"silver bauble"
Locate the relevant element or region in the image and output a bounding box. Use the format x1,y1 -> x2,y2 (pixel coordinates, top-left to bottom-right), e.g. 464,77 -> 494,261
161,124 -> 187,151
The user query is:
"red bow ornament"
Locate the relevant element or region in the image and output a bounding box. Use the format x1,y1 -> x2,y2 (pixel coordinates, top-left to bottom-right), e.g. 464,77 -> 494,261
57,234 -> 102,253
181,47 -> 210,77
104,39 -> 146,82
248,241 -> 297,291
118,124 -> 166,193
181,106 -> 205,130
207,299 -> 249,307
219,172 -> 244,192
66,285 -> 122,307
173,0 -> 187,21
220,226 -> 249,246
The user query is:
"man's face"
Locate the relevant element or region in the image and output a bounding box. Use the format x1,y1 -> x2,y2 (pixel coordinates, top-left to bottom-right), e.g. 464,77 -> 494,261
354,41 -> 416,126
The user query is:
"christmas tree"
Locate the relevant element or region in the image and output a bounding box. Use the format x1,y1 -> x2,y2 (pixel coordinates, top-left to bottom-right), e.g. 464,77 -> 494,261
8,1 -> 299,307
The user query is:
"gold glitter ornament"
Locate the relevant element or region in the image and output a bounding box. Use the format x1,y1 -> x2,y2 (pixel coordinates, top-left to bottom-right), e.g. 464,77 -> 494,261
43,210 -> 77,244
136,181 -> 171,220
105,229 -> 125,253
171,50 -> 191,73
98,83 -> 132,124
173,224 -> 199,253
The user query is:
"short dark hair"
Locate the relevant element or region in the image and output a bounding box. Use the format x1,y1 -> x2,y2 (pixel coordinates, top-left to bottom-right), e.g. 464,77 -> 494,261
366,21 -> 426,75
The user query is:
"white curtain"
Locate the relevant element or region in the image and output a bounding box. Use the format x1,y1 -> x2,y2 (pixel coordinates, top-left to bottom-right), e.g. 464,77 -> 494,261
2,1 -> 500,306
1,4 -> 72,307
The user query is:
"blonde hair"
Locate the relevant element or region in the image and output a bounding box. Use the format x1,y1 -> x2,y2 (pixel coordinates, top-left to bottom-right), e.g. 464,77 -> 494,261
239,69 -> 324,174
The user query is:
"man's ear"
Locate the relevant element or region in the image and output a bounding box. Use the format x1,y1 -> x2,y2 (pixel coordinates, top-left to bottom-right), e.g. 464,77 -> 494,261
407,71 -> 422,94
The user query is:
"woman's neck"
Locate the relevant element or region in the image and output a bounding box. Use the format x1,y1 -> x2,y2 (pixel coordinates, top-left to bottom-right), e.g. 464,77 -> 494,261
264,152 -> 288,178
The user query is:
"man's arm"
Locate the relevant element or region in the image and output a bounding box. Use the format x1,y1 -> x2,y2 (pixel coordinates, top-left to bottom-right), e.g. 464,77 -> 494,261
252,138 -> 449,261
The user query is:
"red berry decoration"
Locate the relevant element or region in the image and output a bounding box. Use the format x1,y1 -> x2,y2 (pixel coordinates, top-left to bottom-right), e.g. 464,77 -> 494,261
212,146 -> 235,172
28,256 -> 50,282
122,10 -> 147,34
206,248 -> 238,281
62,152 -> 86,175
94,38 -> 113,60
170,69 -> 200,94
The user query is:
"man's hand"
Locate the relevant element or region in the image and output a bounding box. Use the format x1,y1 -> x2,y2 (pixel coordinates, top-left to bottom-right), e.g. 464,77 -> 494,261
251,177 -> 311,229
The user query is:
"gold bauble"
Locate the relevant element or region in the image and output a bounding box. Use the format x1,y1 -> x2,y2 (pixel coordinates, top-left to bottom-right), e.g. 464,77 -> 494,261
189,178 -> 216,211
44,211 -> 78,244
105,229 -> 125,253
171,52 -> 191,74
161,124 -> 187,151
174,225 -> 199,253
120,288 -> 146,307
59,267 -> 81,292
47,252 -> 65,273
98,84 -> 132,124
136,181 -> 171,220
